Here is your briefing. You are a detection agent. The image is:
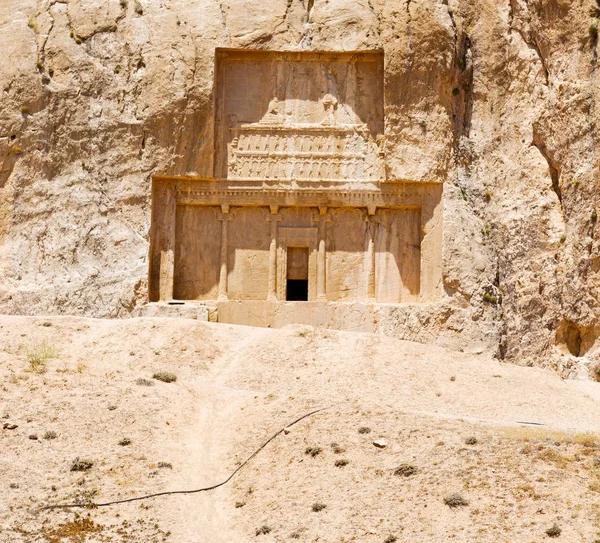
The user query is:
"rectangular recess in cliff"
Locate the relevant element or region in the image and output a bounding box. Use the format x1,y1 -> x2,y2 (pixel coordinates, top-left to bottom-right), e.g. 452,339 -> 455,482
148,48 -> 443,327
214,49 -> 385,181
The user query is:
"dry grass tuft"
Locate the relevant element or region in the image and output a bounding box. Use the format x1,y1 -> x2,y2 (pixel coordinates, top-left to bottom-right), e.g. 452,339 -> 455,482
330,442 -> 345,454
70,458 -> 93,472
444,493 -> 469,508
393,463 -> 418,477
256,525 -> 271,535
42,517 -> 103,543
152,371 -> 177,383
25,340 -> 59,373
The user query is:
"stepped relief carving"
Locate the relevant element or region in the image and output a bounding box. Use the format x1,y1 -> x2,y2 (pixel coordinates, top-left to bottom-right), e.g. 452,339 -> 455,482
215,50 -> 384,182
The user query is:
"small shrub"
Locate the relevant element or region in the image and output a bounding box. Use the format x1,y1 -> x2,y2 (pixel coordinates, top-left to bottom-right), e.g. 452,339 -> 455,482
235,501 -> 245,508
465,436 -> 478,445
593,364 -> 600,382
20,105 -> 30,115
120,0 -> 128,8
393,463 -> 418,477
305,446 -> 322,457
457,57 -> 465,70
384,537 -> 398,543
153,371 -> 177,383
256,525 -> 271,535
27,16 -> 38,32
335,459 -> 349,467
559,234 -> 566,244
444,493 -> 469,508
44,430 -> 57,440
118,438 -> 131,446
157,461 -> 172,469
452,87 -> 460,96
484,190 -> 492,202
590,24 -> 599,42
330,442 -> 345,454
450,375 -> 456,381
546,523 -> 561,538
312,502 -> 326,512
358,426 -> 371,434
74,36 -> 82,44
29,434 -> 38,440
572,178 -> 580,186
483,292 -> 498,305
135,378 -> 154,386
592,210 -> 598,223
42,322 -> 52,327
70,458 -> 93,472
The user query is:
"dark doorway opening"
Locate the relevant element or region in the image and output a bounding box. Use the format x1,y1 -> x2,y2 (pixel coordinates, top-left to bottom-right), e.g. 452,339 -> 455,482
286,279 -> 308,301
286,246 -> 309,301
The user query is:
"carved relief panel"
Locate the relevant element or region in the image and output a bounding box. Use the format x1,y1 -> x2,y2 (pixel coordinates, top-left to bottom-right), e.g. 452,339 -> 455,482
215,50 -> 385,182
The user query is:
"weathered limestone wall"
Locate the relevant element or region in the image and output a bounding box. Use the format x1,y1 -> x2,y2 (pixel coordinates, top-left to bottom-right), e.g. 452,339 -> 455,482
166,204 -> 426,303
1,0 -> 599,376
173,205 -> 221,300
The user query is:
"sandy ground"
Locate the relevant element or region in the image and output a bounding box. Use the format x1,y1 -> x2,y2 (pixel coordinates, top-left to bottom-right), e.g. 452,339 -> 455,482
2,316 -> 600,542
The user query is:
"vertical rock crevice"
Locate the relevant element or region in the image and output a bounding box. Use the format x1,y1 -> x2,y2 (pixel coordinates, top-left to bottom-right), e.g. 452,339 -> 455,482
532,126 -> 562,205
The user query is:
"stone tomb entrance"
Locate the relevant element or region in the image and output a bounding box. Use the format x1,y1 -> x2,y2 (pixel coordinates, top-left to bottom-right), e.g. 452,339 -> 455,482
286,246 -> 310,301
148,49 -> 443,329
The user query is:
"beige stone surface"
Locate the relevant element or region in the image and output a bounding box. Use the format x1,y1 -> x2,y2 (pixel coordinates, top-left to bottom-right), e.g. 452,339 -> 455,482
4,316 -> 600,542
0,0 -> 599,375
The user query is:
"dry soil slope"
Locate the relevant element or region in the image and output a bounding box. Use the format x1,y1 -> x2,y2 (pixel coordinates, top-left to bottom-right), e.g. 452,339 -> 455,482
2,316 -> 600,542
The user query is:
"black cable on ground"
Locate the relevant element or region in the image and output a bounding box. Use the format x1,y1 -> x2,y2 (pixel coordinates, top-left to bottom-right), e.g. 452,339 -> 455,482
37,407 -> 326,512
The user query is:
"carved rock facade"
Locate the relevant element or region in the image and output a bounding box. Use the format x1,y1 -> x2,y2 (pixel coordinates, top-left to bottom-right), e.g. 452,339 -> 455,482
149,50 -> 442,323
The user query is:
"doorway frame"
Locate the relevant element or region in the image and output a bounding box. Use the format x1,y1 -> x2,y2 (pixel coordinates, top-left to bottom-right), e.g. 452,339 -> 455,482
277,227 -> 318,301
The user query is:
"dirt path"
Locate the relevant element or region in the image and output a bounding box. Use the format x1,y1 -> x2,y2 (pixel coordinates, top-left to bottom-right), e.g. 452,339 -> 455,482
175,326 -> 274,542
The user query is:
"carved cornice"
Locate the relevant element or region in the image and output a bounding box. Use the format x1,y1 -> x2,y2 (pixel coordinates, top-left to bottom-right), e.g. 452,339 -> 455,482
151,176 -> 439,209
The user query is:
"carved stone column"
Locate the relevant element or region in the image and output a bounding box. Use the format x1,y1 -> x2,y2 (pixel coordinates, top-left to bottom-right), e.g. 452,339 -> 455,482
149,178 -> 176,303
266,206 -> 282,301
366,206 -> 377,301
313,207 -> 332,302
217,205 -> 232,301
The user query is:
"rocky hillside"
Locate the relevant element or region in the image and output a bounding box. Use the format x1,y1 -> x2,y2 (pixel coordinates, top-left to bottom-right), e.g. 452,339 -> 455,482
3,316 -> 600,542
1,1 -> 599,374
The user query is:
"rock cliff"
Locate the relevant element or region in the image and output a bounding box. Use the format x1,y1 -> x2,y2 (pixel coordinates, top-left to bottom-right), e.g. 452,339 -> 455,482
1,0 -> 599,376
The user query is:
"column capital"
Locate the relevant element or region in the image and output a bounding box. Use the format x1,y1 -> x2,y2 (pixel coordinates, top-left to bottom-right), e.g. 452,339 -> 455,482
313,212 -> 332,224
217,210 -> 233,221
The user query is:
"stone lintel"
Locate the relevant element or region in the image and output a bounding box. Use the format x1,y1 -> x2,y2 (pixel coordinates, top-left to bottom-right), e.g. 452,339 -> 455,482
152,176 -> 439,210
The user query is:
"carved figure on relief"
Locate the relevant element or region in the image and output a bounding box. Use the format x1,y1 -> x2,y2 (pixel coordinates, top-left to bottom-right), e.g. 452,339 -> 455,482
322,93 -> 338,126
261,96 -> 281,125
